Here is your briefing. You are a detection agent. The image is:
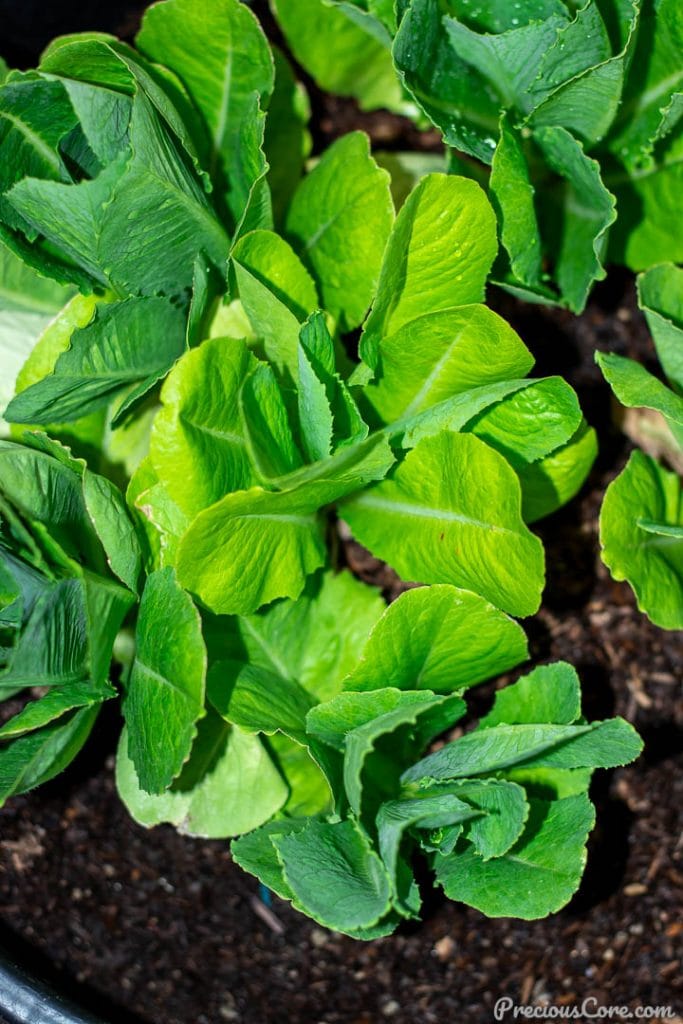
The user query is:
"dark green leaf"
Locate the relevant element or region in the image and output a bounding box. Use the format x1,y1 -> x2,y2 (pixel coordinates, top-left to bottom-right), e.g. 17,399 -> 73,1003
123,568 -> 206,793
435,794 -> 595,918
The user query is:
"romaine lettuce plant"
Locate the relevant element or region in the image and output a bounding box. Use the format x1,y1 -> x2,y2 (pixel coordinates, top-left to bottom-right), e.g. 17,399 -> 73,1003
0,0 -> 643,939
273,0 -> 683,311
131,164 -> 597,621
598,264 -> 683,629
230,659 -> 641,936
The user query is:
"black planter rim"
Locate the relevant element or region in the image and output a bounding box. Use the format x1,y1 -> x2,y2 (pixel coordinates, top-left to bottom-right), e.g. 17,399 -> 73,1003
0,948 -> 108,1024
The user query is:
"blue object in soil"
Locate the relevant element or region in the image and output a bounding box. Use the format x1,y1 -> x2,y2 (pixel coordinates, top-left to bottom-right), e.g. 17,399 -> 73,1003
258,884 -> 272,907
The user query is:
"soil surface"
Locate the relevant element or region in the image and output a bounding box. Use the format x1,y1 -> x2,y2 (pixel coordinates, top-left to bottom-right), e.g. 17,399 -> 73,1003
0,6 -> 682,1024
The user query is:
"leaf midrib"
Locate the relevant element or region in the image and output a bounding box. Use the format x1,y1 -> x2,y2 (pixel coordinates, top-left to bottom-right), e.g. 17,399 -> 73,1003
348,493 -> 516,536
133,657 -> 197,705
0,109 -> 64,175
301,179 -> 387,255
180,413 -> 246,449
209,41 -> 234,179
240,617 -> 294,682
402,320 -> 471,417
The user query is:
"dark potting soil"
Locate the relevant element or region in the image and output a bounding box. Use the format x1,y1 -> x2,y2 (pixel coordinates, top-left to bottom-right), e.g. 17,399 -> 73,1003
0,6 -> 682,1023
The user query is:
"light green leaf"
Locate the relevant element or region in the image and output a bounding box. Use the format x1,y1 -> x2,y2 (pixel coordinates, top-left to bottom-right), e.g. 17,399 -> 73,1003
272,0 -> 404,113
209,298 -> 256,341
125,456 -> 162,569
286,132 -> 394,331
479,662 -> 581,728
596,350 -> 683,446
123,567 -> 206,793
399,378 -> 538,448
184,254 -> 214,349
214,569 -> 385,703
0,308 -> 58,424
362,304 -> 533,427
435,794 -> 595,918
299,311 -> 368,450
116,713 -> 287,838
0,236 -> 73,312
639,521 -> 683,537
637,264 -> 683,392
518,419 -> 597,523
268,733 -> 332,816
360,175 -> 497,366
600,450 -> 683,629
375,150 -> 448,209
505,765 -> 593,800
297,328 -> 335,463
132,473 -> 189,571
13,293 -> 100,395
229,96 -> 273,242
177,434 -> 395,615
150,336 -> 257,519
341,432 -> 545,617
231,229 -> 318,381
343,584 -> 527,694
176,484 -> 328,615
239,361 -> 303,479
465,376 -> 583,469
0,239 -> 74,432
264,48 -> 311,227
